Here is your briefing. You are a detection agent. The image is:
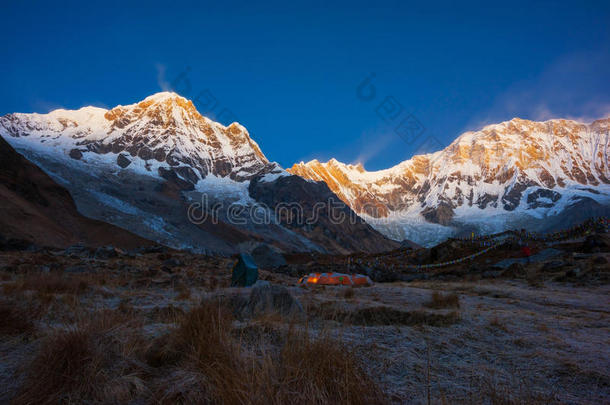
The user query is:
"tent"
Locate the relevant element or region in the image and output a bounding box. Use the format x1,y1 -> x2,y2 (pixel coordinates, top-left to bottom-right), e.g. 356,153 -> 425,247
298,272 -> 372,286
231,253 -> 259,287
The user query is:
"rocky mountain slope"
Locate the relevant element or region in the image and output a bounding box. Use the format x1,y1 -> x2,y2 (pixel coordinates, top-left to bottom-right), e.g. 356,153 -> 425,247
289,118 -> 610,245
0,135 -> 151,249
0,92 -> 397,254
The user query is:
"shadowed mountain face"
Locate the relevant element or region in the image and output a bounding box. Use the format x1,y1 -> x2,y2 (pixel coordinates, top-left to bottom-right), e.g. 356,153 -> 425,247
0,93 -> 398,254
248,175 -> 399,255
0,135 -> 151,249
289,118 -> 610,245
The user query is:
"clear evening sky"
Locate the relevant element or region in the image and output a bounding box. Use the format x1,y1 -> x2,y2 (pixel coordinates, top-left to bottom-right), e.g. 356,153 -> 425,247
2,0 -> 609,170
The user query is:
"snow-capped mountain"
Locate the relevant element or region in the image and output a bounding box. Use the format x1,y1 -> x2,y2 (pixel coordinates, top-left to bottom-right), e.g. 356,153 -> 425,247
0,92 -> 397,254
1,92 -> 279,186
289,118 -> 610,246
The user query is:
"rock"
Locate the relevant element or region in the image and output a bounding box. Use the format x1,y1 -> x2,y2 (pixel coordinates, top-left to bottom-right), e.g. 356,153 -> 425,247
141,245 -> 166,254
138,146 -> 153,160
174,166 -> 200,184
117,153 -> 132,168
64,265 -> 91,274
252,280 -> 271,289
481,269 -> 503,278
274,264 -> 302,278
69,149 -> 83,160
153,148 -> 166,162
64,244 -> 92,258
502,263 -> 526,278
251,244 -> 287,269
542,260 -> 565,272
162,258 -> 182,268
158,167 -> 195,191
566,267 -> 582,278
526,188 -> 561,209
421,203 -> 454,225
239,281 -> 304,319
94,245 -> 119,260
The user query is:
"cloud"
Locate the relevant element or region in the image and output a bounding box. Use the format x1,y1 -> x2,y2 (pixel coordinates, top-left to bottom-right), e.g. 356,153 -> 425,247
465,47 -> 610,131
156,63 -> 171,91
353,132 -> 395,166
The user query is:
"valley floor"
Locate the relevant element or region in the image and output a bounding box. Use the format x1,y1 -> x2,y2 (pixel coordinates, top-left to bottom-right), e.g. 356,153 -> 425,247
0,246 -> 608,404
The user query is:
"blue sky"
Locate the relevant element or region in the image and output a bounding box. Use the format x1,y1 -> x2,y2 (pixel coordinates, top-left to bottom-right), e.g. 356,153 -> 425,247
2,0 -> 609,170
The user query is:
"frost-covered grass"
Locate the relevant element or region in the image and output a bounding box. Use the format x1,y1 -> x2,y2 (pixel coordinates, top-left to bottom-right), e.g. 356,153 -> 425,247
1,238 -> 608,404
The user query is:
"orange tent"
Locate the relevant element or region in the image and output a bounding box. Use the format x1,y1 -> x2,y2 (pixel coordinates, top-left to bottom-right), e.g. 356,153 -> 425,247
298,272 -> 373,286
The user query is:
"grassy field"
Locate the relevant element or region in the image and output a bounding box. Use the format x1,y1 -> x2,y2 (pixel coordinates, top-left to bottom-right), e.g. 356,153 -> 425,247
0,244 -> 608,404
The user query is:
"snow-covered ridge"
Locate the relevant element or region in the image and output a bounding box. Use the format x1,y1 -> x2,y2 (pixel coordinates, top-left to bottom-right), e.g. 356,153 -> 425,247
0,92 -> 279,185
289,116 -> 610,245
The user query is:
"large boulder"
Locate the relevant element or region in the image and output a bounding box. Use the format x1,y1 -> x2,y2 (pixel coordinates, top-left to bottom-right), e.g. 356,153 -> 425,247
251,244 -> 287,269
235,280 -> 304,319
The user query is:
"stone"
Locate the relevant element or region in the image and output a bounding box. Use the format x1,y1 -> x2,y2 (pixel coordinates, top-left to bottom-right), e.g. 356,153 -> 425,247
64,265 -> 90,274
69,149 -> 83,160
542,260 -> 565,272
502,263 -> 525,278
117,153 -> 132,168
162,258 -> 182,268
64,244 -> 92,258
566,267 -> 582,278
238,281 -> 304,319
94,246 -> 119,260
251,244 -> 287,269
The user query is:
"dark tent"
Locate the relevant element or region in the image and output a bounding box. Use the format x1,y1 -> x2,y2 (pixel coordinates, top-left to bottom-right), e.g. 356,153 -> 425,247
231,253 -> 259,287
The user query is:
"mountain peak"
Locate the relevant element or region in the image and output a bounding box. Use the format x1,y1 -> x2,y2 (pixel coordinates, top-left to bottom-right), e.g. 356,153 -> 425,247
143,91 -> 187,103
288,115 -> 610,246
0,92 -> 271,183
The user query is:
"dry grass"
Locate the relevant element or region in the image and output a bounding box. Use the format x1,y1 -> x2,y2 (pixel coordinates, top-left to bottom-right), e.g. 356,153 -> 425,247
312,303 -> 461,327
425,291 -> 461,309
274,330 -> 386,404
3,273 -> 89,296
13,310 -> 147,405
488,316 -> 509,332
0,301 -> 36,336
150,300 -> 387,404
4,244 -> 605,403
471,370 -> 558,405
349,306 -> 460,327
342,287 -> 355,299
174,283 -> 191,300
